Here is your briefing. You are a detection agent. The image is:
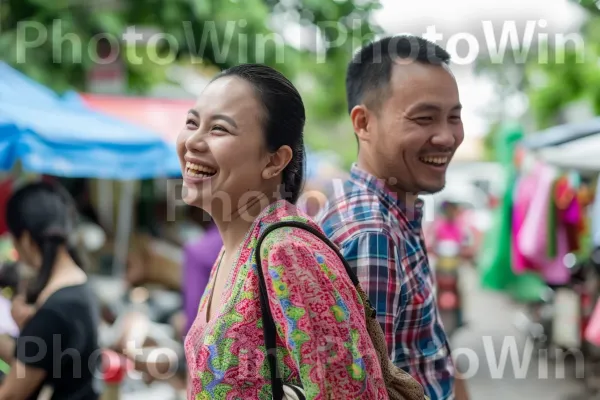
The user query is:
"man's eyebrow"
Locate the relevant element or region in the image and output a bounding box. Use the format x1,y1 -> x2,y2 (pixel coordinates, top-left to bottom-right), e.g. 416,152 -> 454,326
409,103 -> 442,113
408,103 -> 462,113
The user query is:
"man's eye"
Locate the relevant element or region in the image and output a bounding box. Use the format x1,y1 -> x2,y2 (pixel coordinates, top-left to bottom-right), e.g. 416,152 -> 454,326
414,116 -> 434,123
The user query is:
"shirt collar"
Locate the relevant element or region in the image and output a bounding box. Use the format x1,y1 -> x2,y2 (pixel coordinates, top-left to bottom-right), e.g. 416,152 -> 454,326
349,163 -> 424,223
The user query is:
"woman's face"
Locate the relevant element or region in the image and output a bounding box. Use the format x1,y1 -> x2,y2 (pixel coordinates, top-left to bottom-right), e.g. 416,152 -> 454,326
176,76 -> 275,220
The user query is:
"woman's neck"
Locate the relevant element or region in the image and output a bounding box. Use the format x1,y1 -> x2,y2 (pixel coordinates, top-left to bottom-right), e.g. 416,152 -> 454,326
36,247 -> 86,305
214,193 -> 276,255
48,248 -> 85,283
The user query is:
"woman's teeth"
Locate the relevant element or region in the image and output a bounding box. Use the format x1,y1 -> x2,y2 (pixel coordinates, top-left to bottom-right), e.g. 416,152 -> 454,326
419,156 -> 449,166
186,162 -> 217,178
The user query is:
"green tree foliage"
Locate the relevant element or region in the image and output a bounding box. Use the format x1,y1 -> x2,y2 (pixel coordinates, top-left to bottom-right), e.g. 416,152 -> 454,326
525,9 -> 600,128
475,0 -> 600,132
0,0 -> 381,114
0,0 -> 383,165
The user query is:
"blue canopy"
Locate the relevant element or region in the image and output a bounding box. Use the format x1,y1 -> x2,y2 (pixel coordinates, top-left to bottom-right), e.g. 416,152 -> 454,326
0,63 -> 62,107
0,63 -> 181,179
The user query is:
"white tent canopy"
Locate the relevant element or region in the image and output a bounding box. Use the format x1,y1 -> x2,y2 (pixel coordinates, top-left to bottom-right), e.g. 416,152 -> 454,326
536,133 -> 600,172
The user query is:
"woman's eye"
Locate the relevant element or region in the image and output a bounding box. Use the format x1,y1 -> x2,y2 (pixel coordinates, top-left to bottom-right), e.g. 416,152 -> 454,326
186,119 -> 198,129
211,125 -> 228,133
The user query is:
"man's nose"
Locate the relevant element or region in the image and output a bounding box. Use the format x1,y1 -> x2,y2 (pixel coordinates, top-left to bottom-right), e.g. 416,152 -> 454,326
431,124 -> 457,148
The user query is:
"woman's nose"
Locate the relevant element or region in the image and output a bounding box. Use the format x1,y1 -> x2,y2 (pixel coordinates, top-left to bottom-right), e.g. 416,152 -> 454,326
185,130 -> 209,152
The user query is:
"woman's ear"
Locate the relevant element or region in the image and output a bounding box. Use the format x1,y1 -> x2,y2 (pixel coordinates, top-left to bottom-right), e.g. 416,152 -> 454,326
262,145 -> 293,180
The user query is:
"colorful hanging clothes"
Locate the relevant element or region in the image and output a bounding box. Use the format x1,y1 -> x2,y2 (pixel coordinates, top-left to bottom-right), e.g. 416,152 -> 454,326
511,168 -> 540,274
517,163 -> 556,267
546,178 -> 558,259
563,193 -> 583,253
593,176 -> 600,247
516,165 -> 572,286
540,224 -> 571,286
478,124 -> 549,302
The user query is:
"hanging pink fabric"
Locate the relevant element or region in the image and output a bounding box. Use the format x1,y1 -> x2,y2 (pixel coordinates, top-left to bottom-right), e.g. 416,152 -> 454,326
540,224 -> 571,285
517,163 -> 571,286
517,163 -> 555,267
511,171 -> 539,273
585,299 -> 600,347
563,194 -> 581,224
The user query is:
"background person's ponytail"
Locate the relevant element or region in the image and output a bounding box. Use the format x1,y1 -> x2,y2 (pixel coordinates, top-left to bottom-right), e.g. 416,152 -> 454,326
26,237 -> 61,304
6,181 -> 83,305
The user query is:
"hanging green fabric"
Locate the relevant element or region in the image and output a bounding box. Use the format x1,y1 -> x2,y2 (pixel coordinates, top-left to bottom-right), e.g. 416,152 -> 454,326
478,123 -> 519,290
477,122 -> 547,302
546,178 -> 558,259
478,172 -> 515,290
0,358 -> 9,374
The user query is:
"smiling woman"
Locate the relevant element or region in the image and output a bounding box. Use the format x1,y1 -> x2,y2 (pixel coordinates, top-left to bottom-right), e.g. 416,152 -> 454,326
175,64 -> 410,400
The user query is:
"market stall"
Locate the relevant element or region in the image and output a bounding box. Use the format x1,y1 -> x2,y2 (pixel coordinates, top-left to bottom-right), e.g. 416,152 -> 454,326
0,63 -> 182,281
509,120 -> 600,396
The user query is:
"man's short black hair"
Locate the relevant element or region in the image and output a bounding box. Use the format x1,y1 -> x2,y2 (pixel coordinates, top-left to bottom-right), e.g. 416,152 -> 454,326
346,35 -> 451,115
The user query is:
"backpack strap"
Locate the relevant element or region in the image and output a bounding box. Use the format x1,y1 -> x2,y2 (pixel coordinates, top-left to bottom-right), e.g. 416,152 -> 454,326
254,220 -> 376,400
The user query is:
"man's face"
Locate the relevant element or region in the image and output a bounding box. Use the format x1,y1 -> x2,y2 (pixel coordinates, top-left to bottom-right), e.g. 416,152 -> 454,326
366,61 -> 464,195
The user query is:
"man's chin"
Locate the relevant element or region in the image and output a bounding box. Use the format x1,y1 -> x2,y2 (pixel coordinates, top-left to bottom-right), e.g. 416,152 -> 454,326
417,181 -> 446,195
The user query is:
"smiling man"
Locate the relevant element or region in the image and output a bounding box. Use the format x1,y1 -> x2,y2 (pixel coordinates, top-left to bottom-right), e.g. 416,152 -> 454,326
320,35 -> 467,400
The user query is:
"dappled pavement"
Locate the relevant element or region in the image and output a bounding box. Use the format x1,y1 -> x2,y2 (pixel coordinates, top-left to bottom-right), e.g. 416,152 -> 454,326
453,267 -> 587,399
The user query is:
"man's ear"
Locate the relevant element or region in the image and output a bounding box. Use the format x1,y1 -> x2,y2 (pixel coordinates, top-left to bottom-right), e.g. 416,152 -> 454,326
350,105 -> 372,143
262,145 -> 293,180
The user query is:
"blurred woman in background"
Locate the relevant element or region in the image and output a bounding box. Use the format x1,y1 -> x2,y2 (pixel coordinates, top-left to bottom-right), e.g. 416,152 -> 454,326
0,181 -> 100,400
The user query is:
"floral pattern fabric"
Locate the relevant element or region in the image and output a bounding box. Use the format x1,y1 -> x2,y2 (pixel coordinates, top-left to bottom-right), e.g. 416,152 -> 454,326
184,200 -> 388,399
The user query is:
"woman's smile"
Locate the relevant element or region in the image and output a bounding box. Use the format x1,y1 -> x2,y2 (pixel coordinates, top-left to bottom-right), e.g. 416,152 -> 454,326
183,161 -> 218,184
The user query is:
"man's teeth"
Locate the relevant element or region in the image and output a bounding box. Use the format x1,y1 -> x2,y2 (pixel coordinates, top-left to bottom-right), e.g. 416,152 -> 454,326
420,156 -> 449,165
186,162 -> 217,177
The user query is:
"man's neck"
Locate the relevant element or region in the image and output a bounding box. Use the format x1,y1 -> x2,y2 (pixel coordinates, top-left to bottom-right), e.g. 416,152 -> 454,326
355,159 -> 418,205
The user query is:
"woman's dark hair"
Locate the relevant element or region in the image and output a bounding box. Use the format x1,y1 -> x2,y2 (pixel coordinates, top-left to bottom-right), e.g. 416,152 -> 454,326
5,181 -> 85,304
212,63 -> 306,204
0,261 -> 19,298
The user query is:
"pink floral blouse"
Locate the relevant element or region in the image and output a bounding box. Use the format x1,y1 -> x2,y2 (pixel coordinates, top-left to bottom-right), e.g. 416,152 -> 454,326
184,200 -> 388,399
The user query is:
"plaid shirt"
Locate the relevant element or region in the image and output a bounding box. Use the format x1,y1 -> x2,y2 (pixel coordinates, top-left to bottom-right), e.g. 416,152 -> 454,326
319,164 -> 455,400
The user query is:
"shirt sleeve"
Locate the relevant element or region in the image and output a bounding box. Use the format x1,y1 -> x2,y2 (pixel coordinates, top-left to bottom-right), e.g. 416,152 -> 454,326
337,230 -> 407,355
15,308 -> 69,372
259,228 -> 386,400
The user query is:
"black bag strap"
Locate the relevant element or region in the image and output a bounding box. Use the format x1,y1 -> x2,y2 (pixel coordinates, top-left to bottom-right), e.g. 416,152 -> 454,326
254,220 -> 376,400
